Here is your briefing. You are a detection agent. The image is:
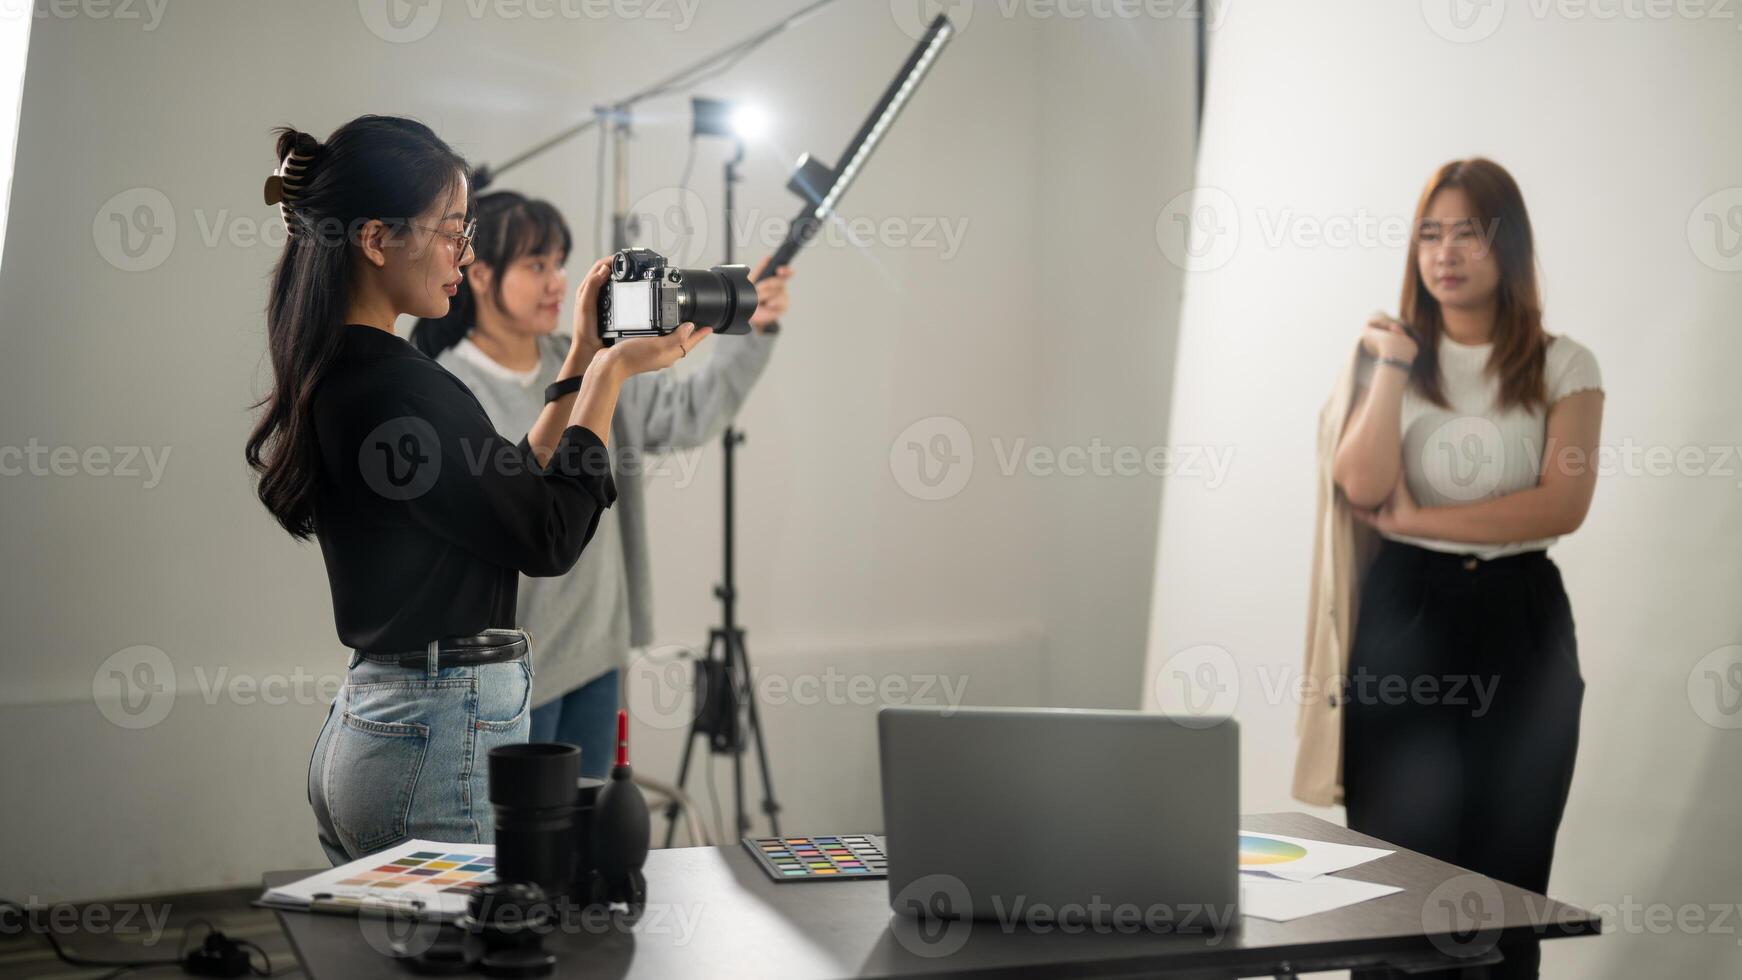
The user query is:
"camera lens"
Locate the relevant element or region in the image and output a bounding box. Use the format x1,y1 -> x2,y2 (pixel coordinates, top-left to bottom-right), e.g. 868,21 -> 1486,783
488,743 -> 579,897
677,265 -> 758,335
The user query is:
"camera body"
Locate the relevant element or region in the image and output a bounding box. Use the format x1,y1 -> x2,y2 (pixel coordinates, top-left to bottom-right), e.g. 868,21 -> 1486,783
596,248 -> 758,344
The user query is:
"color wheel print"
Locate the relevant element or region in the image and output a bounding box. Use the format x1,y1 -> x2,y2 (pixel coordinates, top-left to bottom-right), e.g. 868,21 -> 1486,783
1240,834 -> 1309,866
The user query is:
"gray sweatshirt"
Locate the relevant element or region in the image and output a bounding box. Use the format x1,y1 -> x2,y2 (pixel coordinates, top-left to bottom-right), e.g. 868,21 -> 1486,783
436,331 -> 776,707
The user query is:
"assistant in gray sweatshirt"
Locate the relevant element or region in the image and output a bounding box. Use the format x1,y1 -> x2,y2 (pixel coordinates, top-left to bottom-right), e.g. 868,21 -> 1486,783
437,330 -> 777,707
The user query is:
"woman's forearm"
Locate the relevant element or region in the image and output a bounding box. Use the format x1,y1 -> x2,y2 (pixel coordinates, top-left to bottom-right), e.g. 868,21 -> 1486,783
1332,366 -> 1409,507
1396,392 -> 1603,544
567,350 -> 625,446
1402,484 -> 1585,544
524,347 -> 611,468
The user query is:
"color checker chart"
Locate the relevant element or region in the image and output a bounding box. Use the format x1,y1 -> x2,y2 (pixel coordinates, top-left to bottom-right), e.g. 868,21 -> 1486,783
338,848 -> 498,894
742,835 -> 887,882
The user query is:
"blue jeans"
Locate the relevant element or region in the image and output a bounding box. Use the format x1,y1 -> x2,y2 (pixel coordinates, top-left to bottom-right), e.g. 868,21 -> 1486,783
528,668 -> 620,780
307,650 -> 532,866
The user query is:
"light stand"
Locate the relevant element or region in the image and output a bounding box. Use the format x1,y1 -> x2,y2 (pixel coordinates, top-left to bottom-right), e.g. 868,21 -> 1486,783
664,102 -> 784,847
608,103 -> 634,249
660,12 -> 959,844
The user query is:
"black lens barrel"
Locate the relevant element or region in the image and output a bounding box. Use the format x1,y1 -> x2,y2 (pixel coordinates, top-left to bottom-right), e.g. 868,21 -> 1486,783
489,743 -> 579,897
678,265 -> 758,335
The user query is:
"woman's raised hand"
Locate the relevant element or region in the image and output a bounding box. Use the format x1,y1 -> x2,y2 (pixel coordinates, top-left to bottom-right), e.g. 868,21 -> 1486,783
607,323 -> 713,378
1360,311 -> 1419,364
567,257 -> 614,364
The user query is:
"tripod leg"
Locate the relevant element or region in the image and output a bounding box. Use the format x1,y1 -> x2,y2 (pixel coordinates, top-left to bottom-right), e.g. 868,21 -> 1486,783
733,628 -> 783,837
728,630 -> 748,839
661,628 -> 724,848
664,717 -> 699,848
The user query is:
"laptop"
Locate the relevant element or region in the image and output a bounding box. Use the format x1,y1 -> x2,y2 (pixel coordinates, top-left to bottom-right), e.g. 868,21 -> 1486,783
877,705 -> 1238,931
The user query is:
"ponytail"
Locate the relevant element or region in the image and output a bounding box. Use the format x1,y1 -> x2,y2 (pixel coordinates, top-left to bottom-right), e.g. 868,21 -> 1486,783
246,116 -> 470,539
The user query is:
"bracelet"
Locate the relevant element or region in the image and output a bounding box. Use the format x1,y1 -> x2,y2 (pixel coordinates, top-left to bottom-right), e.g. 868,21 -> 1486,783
1376,356 -> 1413,374
544,375 -> 583,404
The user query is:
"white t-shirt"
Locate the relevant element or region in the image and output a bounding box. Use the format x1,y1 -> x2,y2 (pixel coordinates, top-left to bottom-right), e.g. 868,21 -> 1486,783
1357,333 -> 1603,559
452,337 -> 542,388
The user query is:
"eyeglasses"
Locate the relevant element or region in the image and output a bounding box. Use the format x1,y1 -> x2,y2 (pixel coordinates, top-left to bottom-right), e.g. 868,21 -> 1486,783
411,217 -> 477,260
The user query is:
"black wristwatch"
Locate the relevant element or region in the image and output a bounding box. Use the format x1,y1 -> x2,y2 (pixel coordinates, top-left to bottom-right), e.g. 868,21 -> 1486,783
543,376 -> 584,404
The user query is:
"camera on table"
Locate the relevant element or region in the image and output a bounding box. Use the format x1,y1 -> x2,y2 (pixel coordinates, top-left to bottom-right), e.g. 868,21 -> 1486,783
595,247 -> 758,344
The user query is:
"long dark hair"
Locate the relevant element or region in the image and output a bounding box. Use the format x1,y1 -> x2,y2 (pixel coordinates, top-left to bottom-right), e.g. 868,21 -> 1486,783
409,190 -> 572,357
1399,157 -> 1548,412
246,115 -> 470,540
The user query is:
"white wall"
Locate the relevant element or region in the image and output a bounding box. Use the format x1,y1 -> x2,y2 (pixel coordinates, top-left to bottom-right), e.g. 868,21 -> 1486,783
1144,3 -> 1742,977
0,6 -> 28,271
1028,14 -> 1194,708
0,0 -> 1195,899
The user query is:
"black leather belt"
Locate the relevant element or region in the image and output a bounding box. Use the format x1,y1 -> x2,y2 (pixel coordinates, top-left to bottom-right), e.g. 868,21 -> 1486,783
358,628 -> 530,669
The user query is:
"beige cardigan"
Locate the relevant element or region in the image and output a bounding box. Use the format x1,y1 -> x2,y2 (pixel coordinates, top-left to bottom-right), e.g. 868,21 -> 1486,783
1293,341 -> 1383,807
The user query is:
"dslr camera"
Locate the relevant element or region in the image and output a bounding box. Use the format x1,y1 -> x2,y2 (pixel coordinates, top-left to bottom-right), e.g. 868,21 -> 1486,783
595,248 -> 758,344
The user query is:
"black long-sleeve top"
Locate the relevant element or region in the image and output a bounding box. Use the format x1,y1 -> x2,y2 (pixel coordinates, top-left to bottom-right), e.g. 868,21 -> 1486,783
310,324 -> 616,652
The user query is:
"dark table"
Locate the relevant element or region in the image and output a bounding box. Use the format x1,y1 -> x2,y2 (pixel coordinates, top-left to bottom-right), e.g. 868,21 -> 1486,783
265,812 -> 1600,978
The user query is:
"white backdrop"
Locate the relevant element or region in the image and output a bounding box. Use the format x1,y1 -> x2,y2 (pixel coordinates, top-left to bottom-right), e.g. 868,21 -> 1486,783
1144,3 -> 1742,977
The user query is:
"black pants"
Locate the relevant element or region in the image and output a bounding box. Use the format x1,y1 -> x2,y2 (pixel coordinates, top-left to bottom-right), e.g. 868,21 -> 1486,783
1344,540 -> 1584,980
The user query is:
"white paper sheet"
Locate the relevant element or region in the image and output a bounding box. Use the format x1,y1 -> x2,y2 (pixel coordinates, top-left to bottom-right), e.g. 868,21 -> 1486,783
1238,831 -> 1393,881
1239,872 -> 1403,922
258,839 -> 498,922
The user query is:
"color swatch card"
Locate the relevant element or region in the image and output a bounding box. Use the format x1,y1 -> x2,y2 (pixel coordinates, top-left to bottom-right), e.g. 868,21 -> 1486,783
1238,832 -> 1392,882
742,835 -> 887,881
257,839 -> 497,922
